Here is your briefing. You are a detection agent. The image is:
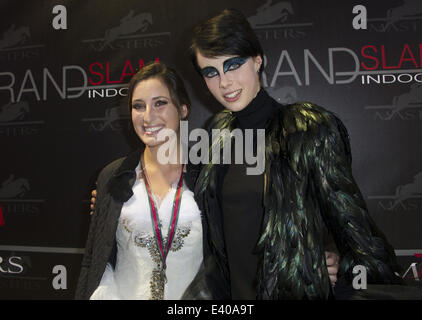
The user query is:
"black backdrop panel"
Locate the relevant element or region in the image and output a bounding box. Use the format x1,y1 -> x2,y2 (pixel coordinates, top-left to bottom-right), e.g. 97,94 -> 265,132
0,0 -> 421,299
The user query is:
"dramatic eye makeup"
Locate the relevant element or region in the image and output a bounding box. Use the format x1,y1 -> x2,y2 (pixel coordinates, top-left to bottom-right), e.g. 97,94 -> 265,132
223,56 -> 248,73
200,56 -> 249,79
201,66 -> 219,79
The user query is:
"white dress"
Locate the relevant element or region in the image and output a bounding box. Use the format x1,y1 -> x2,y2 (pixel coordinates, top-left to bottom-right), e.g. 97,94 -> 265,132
90,163 -> 203,300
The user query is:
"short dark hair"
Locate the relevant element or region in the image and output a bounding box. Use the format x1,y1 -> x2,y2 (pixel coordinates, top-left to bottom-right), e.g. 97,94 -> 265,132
190,8 -> 264,74
127,61 -> 191,119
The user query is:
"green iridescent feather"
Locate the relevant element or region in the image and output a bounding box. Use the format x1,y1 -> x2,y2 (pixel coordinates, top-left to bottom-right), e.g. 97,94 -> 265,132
197,101 -> 402,299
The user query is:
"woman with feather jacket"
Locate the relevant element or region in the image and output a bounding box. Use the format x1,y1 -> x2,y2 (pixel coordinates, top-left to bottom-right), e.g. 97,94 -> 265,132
185,8 -> 416,300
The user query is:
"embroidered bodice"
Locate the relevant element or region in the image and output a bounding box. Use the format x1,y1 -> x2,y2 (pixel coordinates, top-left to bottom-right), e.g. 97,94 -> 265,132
90,163 -> 203,300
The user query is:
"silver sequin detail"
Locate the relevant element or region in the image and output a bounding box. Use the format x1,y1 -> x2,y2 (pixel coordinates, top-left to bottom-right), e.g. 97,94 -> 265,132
121,218 -> 191,299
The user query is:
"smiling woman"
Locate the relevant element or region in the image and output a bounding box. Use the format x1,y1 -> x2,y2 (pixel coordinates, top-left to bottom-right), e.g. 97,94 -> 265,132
131,78 -> 187,149
75,62 -> 209,300
186,8 -> 414,300
196,54 -> 262,112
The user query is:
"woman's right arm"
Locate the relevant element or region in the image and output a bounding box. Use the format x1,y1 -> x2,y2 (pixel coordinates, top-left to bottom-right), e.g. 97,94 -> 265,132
75,182 -> 101,299
75,157 -> 125,299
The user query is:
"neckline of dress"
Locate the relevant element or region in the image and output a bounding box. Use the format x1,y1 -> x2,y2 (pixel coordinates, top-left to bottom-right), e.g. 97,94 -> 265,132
136,162 -> 181,210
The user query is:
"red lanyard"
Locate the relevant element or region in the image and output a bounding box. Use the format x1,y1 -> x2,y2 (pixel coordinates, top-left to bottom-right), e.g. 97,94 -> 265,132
143,169 -> 183,275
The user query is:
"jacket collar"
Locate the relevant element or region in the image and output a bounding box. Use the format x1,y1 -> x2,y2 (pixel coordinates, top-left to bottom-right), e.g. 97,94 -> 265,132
107,148 -> 143,202
113,148 -> 143,177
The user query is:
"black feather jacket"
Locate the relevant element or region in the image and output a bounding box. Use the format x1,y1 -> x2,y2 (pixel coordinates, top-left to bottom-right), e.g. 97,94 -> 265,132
192,89 -> 403,300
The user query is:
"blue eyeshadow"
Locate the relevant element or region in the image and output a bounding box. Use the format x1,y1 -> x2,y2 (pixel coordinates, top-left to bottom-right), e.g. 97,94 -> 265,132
223,56 -> 248,73
200,66 -> 218,78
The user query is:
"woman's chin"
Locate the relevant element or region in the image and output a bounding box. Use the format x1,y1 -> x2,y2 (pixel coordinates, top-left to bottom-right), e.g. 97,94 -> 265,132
141,136 -> 175,150
142,138 -> 162,149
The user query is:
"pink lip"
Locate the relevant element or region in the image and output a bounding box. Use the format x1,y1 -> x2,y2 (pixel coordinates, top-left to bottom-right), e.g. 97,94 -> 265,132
143,125 -> 164,136
223,89 -> 242,102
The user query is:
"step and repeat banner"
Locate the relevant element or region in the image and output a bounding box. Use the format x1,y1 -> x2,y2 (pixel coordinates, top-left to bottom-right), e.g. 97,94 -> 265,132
0,0 -> 421,299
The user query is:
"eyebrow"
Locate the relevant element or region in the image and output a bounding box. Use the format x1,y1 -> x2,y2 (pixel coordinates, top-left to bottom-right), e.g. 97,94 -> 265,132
200,56 -> 248,74
132,96 -> 169,102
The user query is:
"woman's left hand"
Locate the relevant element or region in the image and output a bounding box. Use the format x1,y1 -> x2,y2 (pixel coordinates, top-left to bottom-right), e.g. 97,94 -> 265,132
325,251 -> 340,286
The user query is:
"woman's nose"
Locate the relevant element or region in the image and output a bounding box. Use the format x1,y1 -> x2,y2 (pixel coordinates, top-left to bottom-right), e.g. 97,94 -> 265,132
219,72 -> 233,89
143,105 -> 154,123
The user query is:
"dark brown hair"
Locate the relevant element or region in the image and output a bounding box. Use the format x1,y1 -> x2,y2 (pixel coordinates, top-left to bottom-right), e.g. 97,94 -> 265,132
127,61 -> 191,119
190,8 -> 264,74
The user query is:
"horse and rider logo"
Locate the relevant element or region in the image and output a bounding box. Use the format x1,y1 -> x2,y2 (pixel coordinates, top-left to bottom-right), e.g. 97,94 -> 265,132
365,84 -> 422,120
385,0 -> 422,28
83,10 -> 169,50
0,101 -> 29,123
246,1 -> 312,40
0,23 -> 43,55
390,172 -> 422,207
368,171 -> 422,209
367,0 -> 422,31
103,10 -> 153,45
247,1 -> 294,28
81,105 -> 130,131
0,174 -> 30,226
0,24 -> 30,50
0,175 -> 30,199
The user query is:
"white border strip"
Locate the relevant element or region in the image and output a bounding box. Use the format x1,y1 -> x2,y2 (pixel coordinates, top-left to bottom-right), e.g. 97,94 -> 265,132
394,250 -> 422,256
0,246 -> 85,254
